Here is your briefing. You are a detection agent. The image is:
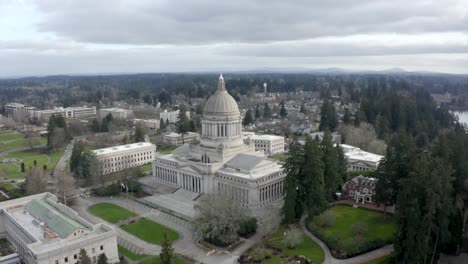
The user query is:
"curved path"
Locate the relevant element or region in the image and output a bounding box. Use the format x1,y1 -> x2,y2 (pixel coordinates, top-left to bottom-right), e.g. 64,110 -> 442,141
0,145 -> 46,157
300,217 -> 394,264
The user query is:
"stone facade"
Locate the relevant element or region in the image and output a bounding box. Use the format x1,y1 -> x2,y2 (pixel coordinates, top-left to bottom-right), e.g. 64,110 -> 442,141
0,193 -> 119,264
153,75 -> 286,212
342,175 -> 377,204
93,142 -> 156,174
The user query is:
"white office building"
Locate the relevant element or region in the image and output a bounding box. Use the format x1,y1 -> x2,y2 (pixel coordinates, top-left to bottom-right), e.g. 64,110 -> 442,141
100,108 -> 134,119
340,144 -> 384,171
0,193 -> 119,264
152,75 -> 286,219
5,103 -> 35,119
30,109 -> 65,122
159,109 -> 190,123
244,134 -> 285,156
64,106 -> 96,119
163,132 -> 200,146
93,142 -> 157,174
134,119 -> 160,130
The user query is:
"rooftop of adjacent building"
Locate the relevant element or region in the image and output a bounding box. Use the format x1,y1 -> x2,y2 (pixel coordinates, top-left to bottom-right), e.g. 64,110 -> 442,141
164,132 -> 199,138
249,134 -> 285,141
340,144 -> 383,163
100,108 -> 132,112
0,193 -> 113,255
6,103 -> 27,107
92,142 -> 156,155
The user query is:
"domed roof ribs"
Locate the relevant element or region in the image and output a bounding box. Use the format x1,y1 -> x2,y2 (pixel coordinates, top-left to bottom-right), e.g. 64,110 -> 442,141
217,73 -> 226,91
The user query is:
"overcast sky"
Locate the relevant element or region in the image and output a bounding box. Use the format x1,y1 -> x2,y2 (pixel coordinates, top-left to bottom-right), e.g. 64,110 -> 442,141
0,0 -> 467,76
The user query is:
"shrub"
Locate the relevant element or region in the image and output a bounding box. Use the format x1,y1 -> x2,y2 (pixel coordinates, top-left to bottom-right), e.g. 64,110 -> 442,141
238,217 -> 258,237
351,222 -> 369,236
93,183 -> 120,196
318,211 -> 336,228
282,226 -> 303,249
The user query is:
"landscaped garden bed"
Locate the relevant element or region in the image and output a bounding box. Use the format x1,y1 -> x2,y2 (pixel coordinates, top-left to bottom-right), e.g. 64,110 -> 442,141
239,225 -> 324,264
307,205 -> 396,259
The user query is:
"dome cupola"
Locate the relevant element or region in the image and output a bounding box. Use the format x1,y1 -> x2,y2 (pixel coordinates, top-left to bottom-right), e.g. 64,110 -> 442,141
203,74 -> 240,117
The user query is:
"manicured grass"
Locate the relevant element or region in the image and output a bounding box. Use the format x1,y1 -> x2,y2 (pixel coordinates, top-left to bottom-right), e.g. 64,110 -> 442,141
121,218 -> 179,245
117,245 -> 149,261
262,255 -> 283,264
139,256 -> 186,264
307,205 -> 396,257
362,254 -> 396,264
88,203 -> 137,223
158,145 -> 177,154
0,148 -> 64,178
267,225 -> 324,264
0,130 -> 46,152
139,163 -> 153,174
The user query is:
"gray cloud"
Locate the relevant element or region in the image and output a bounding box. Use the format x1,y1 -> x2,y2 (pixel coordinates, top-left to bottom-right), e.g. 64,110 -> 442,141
35,0 -> 468,45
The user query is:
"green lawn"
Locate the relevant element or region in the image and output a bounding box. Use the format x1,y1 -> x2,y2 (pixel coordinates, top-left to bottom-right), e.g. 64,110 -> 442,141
158,145 -> 177,154
307,205 -> 396,257
121,218 -> 179,245
139,256 -> 186,264
0,147 -> 63,178
0,130 -> 46,152
118,245 -> 149,261
139,163 -> 153,174
88,203 -> 137,223
362,254 -> 396,264
267,225 -> 324,264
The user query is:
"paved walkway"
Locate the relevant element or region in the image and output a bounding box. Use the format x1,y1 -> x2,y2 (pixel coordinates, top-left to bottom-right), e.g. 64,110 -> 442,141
75,196 -> 245,264
299,217 -> 394,264
0,144 -> 46,157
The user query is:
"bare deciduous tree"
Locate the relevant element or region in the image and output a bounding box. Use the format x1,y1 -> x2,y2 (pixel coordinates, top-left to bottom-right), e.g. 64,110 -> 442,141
339,123 -> 382,152
194,194 -> 248,246
55,170 -> 77,206
25,166 -> 48,195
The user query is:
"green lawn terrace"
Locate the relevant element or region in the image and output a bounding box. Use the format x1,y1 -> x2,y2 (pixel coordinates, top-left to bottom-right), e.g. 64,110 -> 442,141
0,130 -> 46,152
88,203 -> 179,245
0,147 -> 63,179
240,225 -> 325,264
307,205 -> 397,259
118,245 -> 187,264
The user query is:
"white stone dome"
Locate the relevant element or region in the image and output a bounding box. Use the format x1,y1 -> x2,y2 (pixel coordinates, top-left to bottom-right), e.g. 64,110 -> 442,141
203,74 -> 240,116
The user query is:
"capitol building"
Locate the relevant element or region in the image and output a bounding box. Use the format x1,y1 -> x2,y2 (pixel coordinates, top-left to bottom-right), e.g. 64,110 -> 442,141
151,75 -> 285,217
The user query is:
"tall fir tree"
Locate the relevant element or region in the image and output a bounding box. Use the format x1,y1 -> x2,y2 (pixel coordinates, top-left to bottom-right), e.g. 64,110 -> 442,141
243,109 -> 254,126
97,254 -> 108,264
78,249 -> 91,264
263,103 -> 272,119
319,100 -> 338,132
302,137 -> 326,217
320,130 -> 341,200
282,139 -> 304,223
160,232 -> 175,264
279,101 -> 288,118
255,105 -> 261,119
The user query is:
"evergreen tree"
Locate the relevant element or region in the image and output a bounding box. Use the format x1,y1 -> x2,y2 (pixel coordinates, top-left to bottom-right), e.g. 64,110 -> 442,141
282,140 -> 304,223
320,131 -> 341,200
343,108 -> 352,125
165,118 -> 170,128
90,118 -> 100,133
300,102 -> 307,114
97,254 -> 108,264
302,137 -> 326,217
160,118 -> 166,130
70,141 -> 85,173
133,122 -> 146,142
255,105 -> 261,119
177,106 -> 191,143
319,100 -> 338,132
279,101 -> 288,118
263,103 -> 272,119
159,232 -> 175,264
78,249 -> 91,264
243,109 -> 254,126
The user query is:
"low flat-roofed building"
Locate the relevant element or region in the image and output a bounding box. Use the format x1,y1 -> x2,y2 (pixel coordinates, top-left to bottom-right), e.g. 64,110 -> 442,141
5,103 -> 35,119
64,106 -> 96,119
163,132 -> 199,146
244,133 -> 285,156
0,193 -> 119,264
30,108 -> 65,122
134,119 -> 160,130
100,108 -> 134,119
340,144 -> 383,171
159,110 -> 190,123
92,142 -> 156,174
